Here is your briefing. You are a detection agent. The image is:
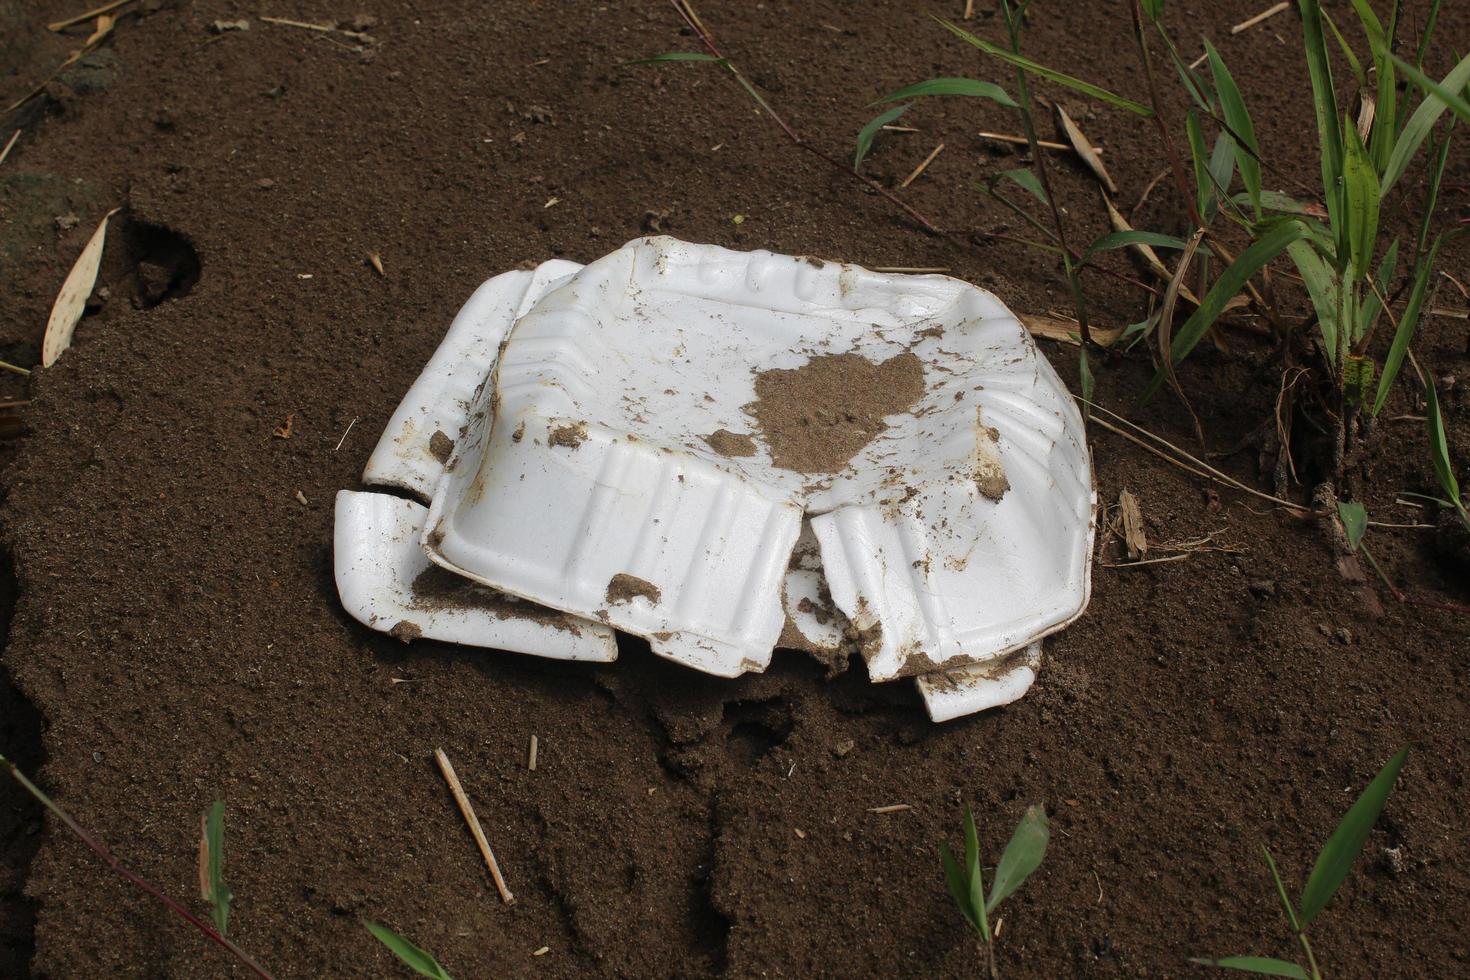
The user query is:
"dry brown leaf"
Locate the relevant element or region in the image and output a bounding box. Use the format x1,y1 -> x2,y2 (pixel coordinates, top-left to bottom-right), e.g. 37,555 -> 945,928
1118,489 -> 1147,560
198,813 -> 211,900
273,413 -> 295,439
1056,104 -> 1116,195
368,251 -> 385,277
1019,313 -> 1124,348
42,207 -> 118,367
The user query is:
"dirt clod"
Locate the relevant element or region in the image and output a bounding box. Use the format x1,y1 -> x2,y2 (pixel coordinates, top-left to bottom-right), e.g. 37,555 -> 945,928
702,429 -> 757,457
547,421 -> 587,449
605,573 -> 661,605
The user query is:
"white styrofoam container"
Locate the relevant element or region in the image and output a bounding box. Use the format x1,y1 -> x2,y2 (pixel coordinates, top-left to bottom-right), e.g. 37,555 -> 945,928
337,238 -> 1095,720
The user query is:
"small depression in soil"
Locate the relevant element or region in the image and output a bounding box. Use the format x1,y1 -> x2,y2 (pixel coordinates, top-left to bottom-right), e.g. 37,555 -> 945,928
745,351 -> 925,473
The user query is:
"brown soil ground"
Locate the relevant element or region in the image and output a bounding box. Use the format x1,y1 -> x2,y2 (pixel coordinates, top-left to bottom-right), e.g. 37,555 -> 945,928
2,1 -> 1469,977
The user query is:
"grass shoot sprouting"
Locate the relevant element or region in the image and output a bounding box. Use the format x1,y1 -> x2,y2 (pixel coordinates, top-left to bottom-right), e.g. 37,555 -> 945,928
1192,746 -> 1409,979
941,804 -> 1050,978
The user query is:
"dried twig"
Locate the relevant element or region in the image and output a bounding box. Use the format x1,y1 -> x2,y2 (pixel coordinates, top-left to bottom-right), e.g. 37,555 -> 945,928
872,266 -> 951,273
333,417 -> 358,452
900,143 -> 945,188
527,735 -> 538,772
1231,2 -> 1290,35
47,0 -> 133,31
977,131 -> 1089,153
434,749 -> 515,904
0,130 -> 19,166
867,804 -> 913,814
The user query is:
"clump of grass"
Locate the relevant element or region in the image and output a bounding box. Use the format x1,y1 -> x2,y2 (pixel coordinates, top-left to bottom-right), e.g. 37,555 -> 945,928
941,804 -> 1050,978
365,920 -> 455,979
1193,747 -> 1409,979
0,753 -> 274,978
871,0 -> 1467,485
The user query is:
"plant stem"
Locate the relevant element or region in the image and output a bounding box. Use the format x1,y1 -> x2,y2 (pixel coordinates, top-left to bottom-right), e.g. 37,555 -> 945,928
998,0 -> 1091,347
0,753 -> 275,980
1298,931 -> 1324,980
669,1 -> 943,235
982,931 -> 1000,980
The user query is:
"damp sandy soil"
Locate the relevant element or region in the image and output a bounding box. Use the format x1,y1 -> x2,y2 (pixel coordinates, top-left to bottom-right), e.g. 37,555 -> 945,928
746,351 -> 926,473
2,2 -> 1470,978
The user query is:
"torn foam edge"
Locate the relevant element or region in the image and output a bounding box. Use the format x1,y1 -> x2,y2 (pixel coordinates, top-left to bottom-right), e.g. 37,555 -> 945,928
341,259 -> 617,657
914,642 -> 1042,723
334,491 -> 617,660
809,287 -> 1097,683
363,260 -> 585,500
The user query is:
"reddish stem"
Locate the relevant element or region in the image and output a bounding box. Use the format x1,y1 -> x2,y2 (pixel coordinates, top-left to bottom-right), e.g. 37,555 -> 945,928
1,756 -> 275,980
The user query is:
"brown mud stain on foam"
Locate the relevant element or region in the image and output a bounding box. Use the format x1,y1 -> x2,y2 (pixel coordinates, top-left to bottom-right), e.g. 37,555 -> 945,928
548,421 -> 588,449
428,429 -> 455,464
410,566 -> 585,634
973,408 -> 1010,501
702,429 -> 757,458
918,645 -> 1037,693
605,573 -> 661,605
745,351 -> 925,473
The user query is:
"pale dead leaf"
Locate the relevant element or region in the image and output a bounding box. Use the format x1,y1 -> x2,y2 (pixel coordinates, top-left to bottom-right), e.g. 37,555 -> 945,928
42,207 -> 118,367
1019,313 -> 1123,348
198,813 -> 211,899
1118,489 -> 1147,559
1056,104 -> 1116,194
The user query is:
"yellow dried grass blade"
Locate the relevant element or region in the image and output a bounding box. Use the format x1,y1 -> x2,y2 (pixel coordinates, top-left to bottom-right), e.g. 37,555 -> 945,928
1056,104 -> 1116,194
43,207 -> 118,367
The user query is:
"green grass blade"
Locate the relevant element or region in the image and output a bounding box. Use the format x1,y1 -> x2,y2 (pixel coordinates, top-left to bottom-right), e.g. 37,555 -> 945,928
963,808 -> 980,880
1346,0 -> 1397,171
1298,746 -> 1410,926
1140,0 -> 1164,20
1262,846 -> 1302,932
1242,191 -> 1322,216
1321,9 -> 1367,90
1416,127 -> 1452,255
1169,220 -> 1309,366
1383,51 -> 1470,193
1338,501 -> 1368,550
985,805 -> 1049,914
1000,167 -> 1049,206
622,52 -> 723,66
941,842 -> 980,931
1357,237 -> 1399,341
1414,0 -> 1442,72
364,922 -> 455,980
1426,380 -> 1462,504
1373,233 -> 1446,415
1207,132 -> 1238,224
854,103 -> 910,169
204,800 -> 232,935
1082,230 -> 1188,264
1186,109 -> 1214,219
871,77 -> 1016,107
933,17 -> 1153,116
1189,956 -> 1308,978
1205,40 -> 1262,215
1341,117 -> 1380,282
1298,0 -> 1344,247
